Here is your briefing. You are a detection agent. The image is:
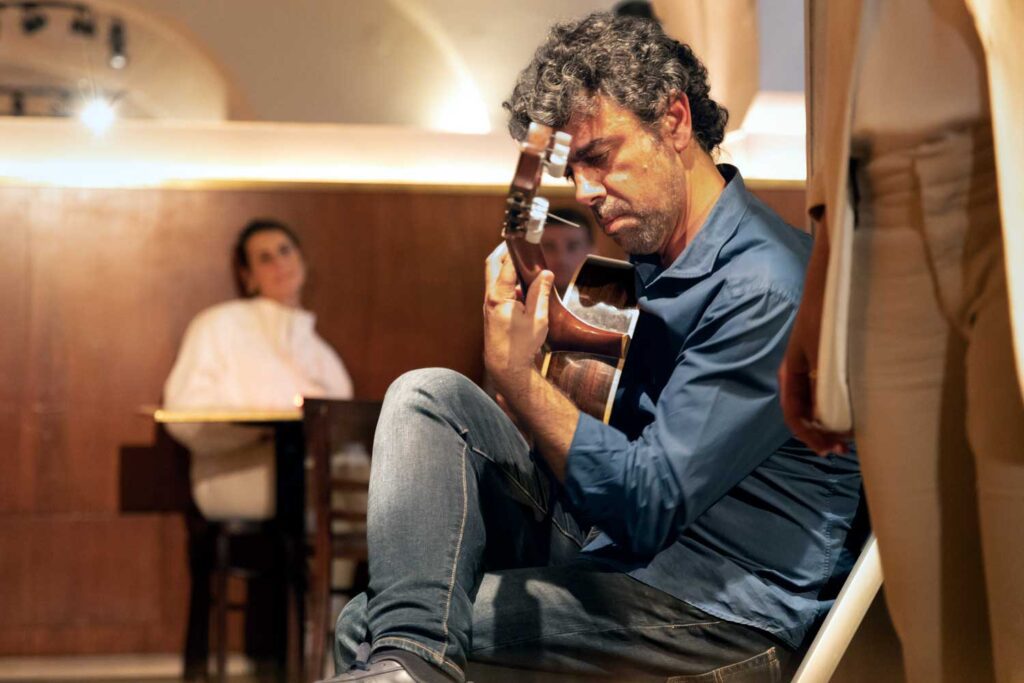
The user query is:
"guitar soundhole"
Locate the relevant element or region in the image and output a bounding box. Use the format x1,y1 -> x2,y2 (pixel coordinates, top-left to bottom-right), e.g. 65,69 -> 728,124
545,351 -> 618,421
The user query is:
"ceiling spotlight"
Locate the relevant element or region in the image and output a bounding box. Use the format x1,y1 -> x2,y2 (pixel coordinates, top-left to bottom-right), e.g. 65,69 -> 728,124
79,97 -> 116,135
70,8 -> 95,36
21,4 -> 48,34
108,19 -> 127,69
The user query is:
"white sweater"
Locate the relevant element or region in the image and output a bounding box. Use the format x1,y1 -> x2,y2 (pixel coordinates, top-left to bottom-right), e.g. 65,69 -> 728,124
164,297 -> 353,519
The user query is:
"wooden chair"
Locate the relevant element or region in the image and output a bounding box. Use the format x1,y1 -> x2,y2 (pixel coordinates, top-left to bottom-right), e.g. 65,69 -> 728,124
303,398 -> 383,680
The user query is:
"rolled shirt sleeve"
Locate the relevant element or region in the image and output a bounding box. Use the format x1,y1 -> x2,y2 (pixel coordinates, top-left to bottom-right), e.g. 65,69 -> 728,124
564,284 -> 799,557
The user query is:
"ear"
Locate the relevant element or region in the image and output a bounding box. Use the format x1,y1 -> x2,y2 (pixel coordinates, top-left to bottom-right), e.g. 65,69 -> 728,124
661,94 -> 693,153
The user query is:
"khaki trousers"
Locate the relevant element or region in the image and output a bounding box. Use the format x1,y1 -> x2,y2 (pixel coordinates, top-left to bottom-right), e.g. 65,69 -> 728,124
849,124 -> 1024,682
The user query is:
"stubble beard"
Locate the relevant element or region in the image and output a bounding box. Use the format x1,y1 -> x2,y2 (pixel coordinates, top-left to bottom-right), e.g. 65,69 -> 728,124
601,203 -> 674,256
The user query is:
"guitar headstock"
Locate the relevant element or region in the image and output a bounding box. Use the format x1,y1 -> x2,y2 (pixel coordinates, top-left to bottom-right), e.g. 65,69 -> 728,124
503,122 -> 572,242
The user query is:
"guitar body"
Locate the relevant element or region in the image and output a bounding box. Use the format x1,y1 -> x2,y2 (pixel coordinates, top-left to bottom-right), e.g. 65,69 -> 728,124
541,255 -> 638,424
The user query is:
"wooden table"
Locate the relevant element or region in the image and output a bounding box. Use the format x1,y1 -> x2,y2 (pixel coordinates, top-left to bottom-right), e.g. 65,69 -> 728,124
152,407 -> 303,424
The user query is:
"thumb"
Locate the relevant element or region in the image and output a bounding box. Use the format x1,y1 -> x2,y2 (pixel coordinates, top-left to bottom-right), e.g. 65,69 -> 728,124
525,270 -> 554,322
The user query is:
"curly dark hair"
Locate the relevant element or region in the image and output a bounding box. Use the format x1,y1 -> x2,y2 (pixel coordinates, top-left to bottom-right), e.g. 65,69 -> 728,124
503,12 -> 728,154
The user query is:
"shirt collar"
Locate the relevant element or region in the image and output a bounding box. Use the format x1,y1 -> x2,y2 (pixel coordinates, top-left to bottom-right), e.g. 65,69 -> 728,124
631,164 -> 750,286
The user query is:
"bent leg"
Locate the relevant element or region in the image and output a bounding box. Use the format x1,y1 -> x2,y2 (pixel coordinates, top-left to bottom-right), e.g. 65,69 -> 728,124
337,368 -> 585,680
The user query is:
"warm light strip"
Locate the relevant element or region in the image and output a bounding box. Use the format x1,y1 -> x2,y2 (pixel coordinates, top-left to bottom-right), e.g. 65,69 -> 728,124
0,92 -> 805,189
0,118 -> 521,188
720,91 -> 807,182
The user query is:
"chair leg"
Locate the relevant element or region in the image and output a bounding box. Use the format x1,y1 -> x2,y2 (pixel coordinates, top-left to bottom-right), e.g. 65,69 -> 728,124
184,514 -> 213,681
308,541 -> 333,680
214,528 -> 230,683
285,536 -> 305,683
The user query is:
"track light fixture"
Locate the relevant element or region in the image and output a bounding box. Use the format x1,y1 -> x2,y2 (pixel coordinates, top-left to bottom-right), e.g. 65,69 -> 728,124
20,3 -> 47,33
69,6 -> 94,36
11,90 -> 25,115
0,84 -> 122,124
1,85 -> 64,116
108,18 -> 126,69
0,2 -> 126,69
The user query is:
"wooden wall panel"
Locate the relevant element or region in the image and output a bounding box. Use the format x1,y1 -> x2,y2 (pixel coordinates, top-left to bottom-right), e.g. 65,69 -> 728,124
750,185 -> 809,230
0,183 -> 804,655
0,516 -> 187,653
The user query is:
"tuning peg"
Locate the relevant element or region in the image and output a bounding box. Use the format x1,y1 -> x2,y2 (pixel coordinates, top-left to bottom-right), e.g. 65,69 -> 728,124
547,150 -> 568,178
546,131 -> 572,178
526,196 -> 549,244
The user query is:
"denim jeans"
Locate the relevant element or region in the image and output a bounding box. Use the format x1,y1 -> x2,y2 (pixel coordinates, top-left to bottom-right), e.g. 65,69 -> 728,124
334,368 -> 791,682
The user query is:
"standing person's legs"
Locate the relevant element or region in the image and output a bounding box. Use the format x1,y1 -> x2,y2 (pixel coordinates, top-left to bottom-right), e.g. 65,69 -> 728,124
956,134 -> 1024,682
847,143 -> 994,682
968,283 -> 1024,682
333,368 -> 586,681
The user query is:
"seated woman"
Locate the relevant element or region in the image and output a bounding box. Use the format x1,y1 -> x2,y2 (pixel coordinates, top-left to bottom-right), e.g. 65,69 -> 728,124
164,219 -> 353,520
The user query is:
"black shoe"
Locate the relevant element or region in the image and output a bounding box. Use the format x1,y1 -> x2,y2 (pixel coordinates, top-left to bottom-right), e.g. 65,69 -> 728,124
317,647 -> 458,683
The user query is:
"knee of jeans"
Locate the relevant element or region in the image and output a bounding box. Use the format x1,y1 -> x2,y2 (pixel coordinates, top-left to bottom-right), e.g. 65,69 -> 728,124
334,592 -> 369,673
384,368 -> 477,419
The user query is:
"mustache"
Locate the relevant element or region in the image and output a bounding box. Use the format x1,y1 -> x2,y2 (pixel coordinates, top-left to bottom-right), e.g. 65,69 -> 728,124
592,201 -> 632,224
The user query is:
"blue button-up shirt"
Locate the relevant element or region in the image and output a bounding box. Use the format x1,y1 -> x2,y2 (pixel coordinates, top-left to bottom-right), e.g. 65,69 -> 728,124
564,165 -> 864,649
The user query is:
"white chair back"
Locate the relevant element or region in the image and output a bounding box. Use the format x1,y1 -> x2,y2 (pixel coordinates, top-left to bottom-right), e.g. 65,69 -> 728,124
791,535 -> 883,682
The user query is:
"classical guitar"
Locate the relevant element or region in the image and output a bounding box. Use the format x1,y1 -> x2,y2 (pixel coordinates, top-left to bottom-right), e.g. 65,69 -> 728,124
502,122 -> 639,424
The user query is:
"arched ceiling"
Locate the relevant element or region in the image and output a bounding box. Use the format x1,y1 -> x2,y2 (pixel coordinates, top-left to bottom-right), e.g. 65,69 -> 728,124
106,0 -> 619,133
16,0 -> 800,133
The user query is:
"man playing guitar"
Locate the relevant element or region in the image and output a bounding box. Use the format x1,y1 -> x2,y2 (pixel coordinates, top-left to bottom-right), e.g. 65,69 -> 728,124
322,12 -> 862,683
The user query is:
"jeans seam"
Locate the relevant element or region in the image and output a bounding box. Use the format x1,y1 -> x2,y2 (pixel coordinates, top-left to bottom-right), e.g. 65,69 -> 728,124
551,515 -> 585,549
374,636 -> 465,680
469,445 -> 548,514
470,619 -> 725,653
469,443 -> 585,549
440,440 -> 470,661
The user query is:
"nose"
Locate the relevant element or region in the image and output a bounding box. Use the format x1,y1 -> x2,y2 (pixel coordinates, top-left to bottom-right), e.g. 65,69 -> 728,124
573,169 -> 605,208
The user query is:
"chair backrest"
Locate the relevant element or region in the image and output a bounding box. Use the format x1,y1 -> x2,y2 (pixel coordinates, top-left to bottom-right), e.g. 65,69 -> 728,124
302,397 -> 383,680
791,534 -> 883,683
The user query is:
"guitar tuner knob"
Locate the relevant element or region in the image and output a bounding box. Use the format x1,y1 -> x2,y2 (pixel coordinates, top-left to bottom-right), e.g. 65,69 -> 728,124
526,196 -> 549,244
546,153 -> 568,179
546,132 -> 572,178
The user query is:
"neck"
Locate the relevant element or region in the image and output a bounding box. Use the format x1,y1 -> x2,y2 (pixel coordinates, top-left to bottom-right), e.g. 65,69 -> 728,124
658,150 -> 725,267
260,293 -> 302,309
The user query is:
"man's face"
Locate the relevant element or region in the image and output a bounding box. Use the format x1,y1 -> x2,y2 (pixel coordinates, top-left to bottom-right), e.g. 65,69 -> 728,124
540,224 -> 592,292
564,97 -> 684,257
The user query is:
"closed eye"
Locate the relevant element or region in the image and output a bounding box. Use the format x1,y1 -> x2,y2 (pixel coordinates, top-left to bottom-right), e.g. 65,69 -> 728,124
566,152 -> 609,183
